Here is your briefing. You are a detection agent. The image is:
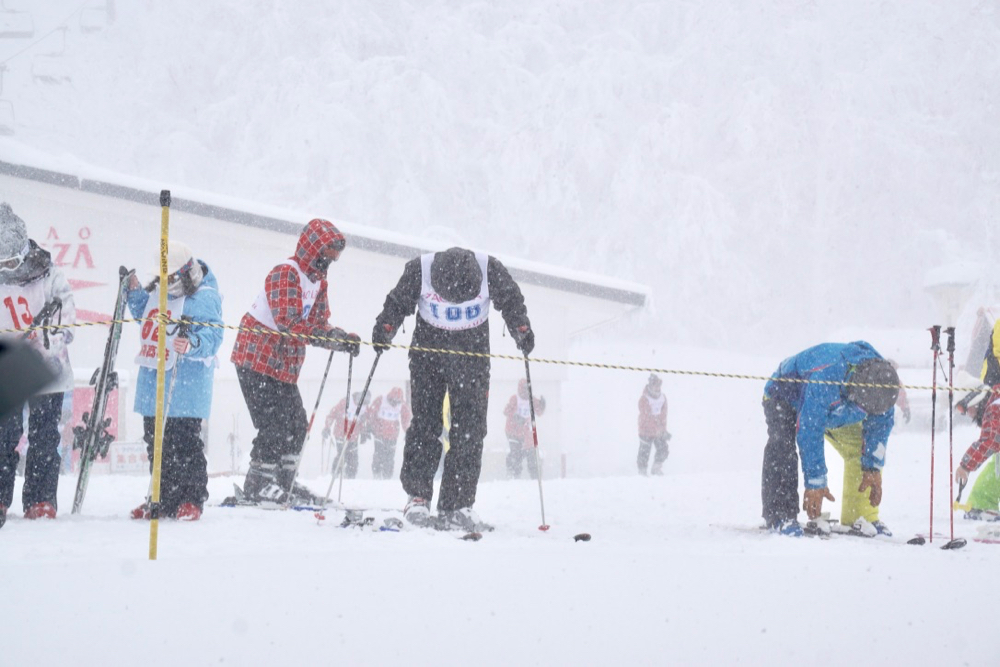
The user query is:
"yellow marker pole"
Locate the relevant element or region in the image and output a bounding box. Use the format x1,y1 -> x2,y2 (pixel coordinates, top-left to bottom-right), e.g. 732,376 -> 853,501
149,189 -> 171,560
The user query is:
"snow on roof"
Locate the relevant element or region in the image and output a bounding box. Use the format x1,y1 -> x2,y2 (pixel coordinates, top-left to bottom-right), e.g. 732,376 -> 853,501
0,139 -> 649,307
923,260 -> 984,290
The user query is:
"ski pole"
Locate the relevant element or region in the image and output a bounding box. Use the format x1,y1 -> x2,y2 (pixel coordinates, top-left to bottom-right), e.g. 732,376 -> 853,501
523,355 -> 550,531
281,349 -> 336,506
320,350 -> 382,513
928,325 -> 941,543
946,326 -> 956,541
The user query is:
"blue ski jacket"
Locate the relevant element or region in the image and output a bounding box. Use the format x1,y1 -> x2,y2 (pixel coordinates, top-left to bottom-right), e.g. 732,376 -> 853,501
127,262 -> 224,419
764,341 -> 894,489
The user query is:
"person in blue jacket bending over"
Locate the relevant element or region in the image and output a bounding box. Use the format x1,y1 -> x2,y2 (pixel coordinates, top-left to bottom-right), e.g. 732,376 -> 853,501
762,341 -> 899,537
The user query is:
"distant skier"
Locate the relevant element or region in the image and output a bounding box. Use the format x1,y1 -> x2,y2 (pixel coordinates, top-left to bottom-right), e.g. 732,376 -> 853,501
371,247 -> 534,531
128,241 -> 223,522
955,385 -> 1000,521
637,374 -> 669,476
322,391 -> 370,480
762,341 -> 899,537
362,387 -> 411,479
0,203 -> 76,527
504,379 -> 546,479
231,219 -> 360,504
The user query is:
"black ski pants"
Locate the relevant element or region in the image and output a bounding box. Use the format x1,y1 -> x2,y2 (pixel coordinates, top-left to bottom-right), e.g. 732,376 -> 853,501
335,435 -> 360,479
761,397 -> 801,526
372,435 -> 397,479
400,352 -> 489,512
637,434 -> 669,473
507,437 -> 538,479
0,392 -> 63,512
143,416 -> 209,514
236,366 -> 308,465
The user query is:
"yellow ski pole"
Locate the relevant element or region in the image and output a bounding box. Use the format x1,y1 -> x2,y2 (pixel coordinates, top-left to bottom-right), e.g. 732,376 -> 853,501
149,190 -> 170,560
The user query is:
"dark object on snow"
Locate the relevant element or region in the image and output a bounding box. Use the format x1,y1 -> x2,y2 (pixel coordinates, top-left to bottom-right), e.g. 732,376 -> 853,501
573,533 -> 591,542
430,247 -> 482,303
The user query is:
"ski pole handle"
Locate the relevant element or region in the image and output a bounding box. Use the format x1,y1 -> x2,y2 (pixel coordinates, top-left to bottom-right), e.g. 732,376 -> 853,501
929,325 -> 941,352
945,327 -> 955,353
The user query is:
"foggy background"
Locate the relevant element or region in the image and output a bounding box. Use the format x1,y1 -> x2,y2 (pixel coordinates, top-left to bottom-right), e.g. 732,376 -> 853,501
1,0 -> 997,352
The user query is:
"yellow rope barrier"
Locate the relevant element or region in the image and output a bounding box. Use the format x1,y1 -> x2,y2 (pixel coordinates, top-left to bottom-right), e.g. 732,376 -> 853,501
5,317 -> 983,393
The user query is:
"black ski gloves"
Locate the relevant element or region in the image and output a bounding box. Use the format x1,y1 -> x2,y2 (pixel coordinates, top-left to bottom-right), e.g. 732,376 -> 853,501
372,322 -> 395,352
512,324 -> 534,355
325,327 -> 361,357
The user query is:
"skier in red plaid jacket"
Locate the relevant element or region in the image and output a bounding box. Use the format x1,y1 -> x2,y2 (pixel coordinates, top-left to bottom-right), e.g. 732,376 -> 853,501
231,218 -> 360,504
955,387 -> 1000,518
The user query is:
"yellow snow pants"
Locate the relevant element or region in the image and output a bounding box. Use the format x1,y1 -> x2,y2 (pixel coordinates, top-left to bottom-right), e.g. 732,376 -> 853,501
824,423 -> 880,525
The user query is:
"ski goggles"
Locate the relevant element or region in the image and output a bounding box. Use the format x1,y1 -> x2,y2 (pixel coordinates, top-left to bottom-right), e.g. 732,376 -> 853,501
0,254 -> 23,272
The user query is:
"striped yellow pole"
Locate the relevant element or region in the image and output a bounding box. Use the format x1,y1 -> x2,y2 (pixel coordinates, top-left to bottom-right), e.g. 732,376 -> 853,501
149,190 -> 171,560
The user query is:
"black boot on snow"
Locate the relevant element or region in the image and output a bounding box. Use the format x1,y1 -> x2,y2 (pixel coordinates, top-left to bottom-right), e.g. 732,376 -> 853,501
242,462 -> 287,504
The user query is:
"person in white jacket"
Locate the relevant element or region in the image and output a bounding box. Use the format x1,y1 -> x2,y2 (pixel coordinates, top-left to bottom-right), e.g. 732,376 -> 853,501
0,203 -> 76,527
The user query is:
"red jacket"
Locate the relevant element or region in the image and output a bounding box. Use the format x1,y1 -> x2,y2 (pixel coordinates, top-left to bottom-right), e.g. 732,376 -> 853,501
961,392 -> 1000,472
638,389 -> 667,438
363,395 -> 412,441
230,219 -> 343,384
325,397 -> 368,442
504,394 -> 545,443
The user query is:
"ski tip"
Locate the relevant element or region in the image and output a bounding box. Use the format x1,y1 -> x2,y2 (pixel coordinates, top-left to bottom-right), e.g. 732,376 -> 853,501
573,533 -> 592,542
941,537 -> 967,550
461,532 -> 483,541
539,524 -> 551,532
906,536 -> 926,546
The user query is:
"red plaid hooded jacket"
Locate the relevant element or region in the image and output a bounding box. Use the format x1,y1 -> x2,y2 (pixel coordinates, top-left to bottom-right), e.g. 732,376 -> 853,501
230,219 -> 345,383
960,391 -> 1000,472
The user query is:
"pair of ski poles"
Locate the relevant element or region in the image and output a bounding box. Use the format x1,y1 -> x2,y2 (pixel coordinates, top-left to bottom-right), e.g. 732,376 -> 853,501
928,325 -> 964,548
291,345 -> 550,531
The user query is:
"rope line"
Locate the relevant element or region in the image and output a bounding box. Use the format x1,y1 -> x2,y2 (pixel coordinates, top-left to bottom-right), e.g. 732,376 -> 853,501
3,317 -> 984,393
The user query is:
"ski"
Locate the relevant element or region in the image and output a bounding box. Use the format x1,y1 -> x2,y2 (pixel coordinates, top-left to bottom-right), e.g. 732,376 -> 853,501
974,524 -> 1000,544
219,484 -> 323,511
710,522 -> 945,547
320,506 -> 485,540
71,267 -> 135,514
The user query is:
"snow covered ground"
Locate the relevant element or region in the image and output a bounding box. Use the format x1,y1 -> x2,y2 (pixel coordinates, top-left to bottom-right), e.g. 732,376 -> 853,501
2,342 -> 995,666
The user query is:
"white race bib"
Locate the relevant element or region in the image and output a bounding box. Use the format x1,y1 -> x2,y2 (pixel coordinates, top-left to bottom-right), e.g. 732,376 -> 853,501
135,286 -> 185,370
0,279 -> 47,345
378,401 -> 403,423
416,252 -> 490,331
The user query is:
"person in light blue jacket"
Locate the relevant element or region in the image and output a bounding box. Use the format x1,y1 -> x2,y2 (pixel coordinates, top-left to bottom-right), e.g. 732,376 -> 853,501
126,241 -> 223,521
762,341 -> 899,536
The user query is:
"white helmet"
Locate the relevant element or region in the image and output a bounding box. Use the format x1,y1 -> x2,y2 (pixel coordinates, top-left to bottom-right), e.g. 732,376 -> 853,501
163,240 -> 193,276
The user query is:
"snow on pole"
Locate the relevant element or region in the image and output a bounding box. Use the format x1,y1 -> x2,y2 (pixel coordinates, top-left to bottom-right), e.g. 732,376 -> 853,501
149,190 -> 170,561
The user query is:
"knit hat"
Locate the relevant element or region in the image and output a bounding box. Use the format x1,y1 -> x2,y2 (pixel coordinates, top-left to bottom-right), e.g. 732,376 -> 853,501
845,359 -> 900,415
431,247 -> 482,303
0,203 -> 28,263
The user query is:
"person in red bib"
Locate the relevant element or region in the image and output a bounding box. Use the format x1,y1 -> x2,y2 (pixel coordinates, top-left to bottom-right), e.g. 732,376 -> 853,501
638,374 -> 670,476
363,387 -> 412,479
503,379 -> 546,479
0,203 -> 76,527
231,219 -> 360,504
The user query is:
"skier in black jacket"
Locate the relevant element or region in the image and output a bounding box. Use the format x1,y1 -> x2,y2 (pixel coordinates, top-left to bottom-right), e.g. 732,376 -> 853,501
372,247 -> 534,531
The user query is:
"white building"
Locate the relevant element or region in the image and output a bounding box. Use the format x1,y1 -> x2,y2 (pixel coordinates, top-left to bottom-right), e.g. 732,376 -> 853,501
0,148 -> 648,480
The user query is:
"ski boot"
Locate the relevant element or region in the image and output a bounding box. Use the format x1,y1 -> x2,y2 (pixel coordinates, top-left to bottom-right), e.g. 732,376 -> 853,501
403,497 -> 435,528
175,503 -> 202,521
25,502 -> 57,520
130,503 -> 152,520
438,506 -> 495,532
242,462 -> 288,504
767,518 -> 803,537
277,456 -> 320,506
852,517 -> 892,537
